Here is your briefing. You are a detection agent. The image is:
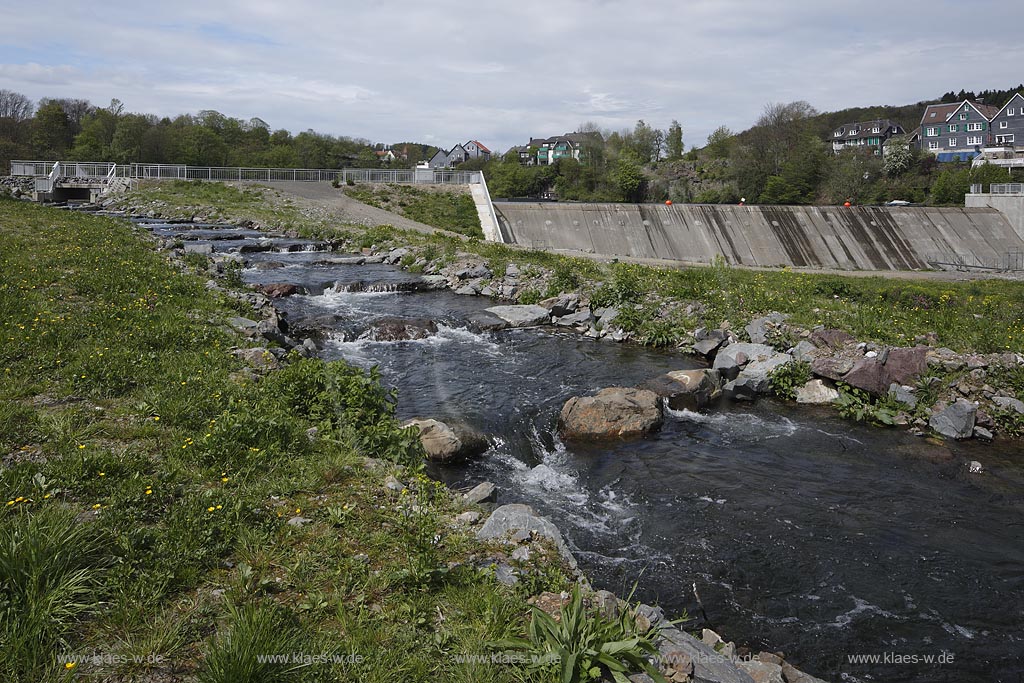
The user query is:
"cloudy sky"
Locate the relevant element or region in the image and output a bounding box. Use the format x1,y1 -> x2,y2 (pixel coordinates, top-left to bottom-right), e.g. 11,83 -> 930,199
2,1 -> 1022,153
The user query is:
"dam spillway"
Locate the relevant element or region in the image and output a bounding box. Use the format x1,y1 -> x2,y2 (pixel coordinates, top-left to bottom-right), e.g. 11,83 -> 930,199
493,202 -> 1024,271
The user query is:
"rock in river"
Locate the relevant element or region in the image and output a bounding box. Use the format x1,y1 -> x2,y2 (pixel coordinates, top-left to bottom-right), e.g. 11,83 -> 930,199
404,418 -> 488,463
559,387 -> 662,439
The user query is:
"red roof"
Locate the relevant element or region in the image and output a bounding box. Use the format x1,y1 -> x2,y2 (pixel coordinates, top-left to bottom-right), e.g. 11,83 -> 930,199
469,140 -> 491,153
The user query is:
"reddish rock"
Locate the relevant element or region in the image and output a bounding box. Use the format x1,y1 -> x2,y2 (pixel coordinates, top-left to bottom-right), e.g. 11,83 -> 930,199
842,358 -> 890,395
884,346 -> 928,385
810,356 -> 854,381
258,283 -> 299,298
810,328 -> 854,349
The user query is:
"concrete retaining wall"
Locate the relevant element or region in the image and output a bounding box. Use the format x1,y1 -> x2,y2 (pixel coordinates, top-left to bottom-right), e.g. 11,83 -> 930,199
494,202 -> 1024,270
966,194 -> 1024,241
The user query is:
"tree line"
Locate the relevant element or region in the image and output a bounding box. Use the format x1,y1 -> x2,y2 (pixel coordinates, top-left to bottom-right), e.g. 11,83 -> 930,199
0,89 -> 428,173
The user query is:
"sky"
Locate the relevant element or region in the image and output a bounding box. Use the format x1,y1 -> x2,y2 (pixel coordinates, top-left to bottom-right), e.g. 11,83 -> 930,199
2,0 -> 1023,154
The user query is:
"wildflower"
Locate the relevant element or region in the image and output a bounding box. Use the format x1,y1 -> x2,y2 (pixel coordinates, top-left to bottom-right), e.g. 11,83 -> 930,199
98,472 -> 105,477
207,506 -> 215,512
78,444 -> 86,450
65,661 -> 76,670
295,507 -> 301,514
153,416 -> 160,421
15,496 -> 24,502
145,489 -> 153,495
92,504 -> 101,510
5,501 -> 13,506
216,505 -> 222,510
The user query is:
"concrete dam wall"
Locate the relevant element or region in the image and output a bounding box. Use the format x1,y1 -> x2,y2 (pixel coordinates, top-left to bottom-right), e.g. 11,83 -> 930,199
493,202 -> 1024,270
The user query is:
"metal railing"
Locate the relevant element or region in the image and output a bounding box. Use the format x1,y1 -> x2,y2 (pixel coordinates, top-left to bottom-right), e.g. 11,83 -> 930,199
11,161 -> 483,186
989,183 -> 1024,195
927,250 -> 1024,272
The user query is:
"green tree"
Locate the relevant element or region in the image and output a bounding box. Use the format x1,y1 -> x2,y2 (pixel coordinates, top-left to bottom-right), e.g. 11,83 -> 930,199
614,153 -> 646,202
929,166 -> 970,205
666,120 -> 684,160
822,149 -> 883,204
705,126 -> 734,159
883,136 -> 916,177
31,101 -> 74,158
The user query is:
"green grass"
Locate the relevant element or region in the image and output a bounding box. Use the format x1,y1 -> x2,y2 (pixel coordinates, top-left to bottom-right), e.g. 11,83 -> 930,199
0,197 -> 573,682
345,183 -> 483,238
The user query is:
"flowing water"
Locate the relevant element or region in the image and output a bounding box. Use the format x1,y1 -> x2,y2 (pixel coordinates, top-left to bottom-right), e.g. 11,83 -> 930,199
148,220 -> 1024,682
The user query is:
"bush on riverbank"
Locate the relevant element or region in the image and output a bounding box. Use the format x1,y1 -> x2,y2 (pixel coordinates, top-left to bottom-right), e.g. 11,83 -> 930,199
0,201 -> 573,681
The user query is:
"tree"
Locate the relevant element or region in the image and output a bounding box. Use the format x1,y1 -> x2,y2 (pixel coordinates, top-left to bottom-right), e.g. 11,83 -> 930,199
883,136 -> 916,177
929,166 -> 970,205
614,153 -> 646,202
0,89 -> 33,121
666,120 -> 684,160
822,149 -> 883,204
31,102 -> 74,158
704,126 -> 734,159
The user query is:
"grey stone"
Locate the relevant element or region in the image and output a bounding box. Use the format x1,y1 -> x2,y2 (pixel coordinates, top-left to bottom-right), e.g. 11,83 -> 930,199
810,328 -> 854,349
744,313 -> 785,344
464,481 -> 497,505
724,354 -> 792,398
810,356 -> 854,381
973,427 -> 993,441
456,263 -> 490,280
713,343 -> 776,379
842,357 -> 889,396
737,660 -> 785,683
510,529 -> 532,544
641,368 -> 720,411
968,460 -> 984,473
494,562 -> 518,586
594,307 -> 619,324
384,475 -> 404,492
693,337 -> 726,358
386,247 -> 410,264
992,396 -> 1024,414
929,399 -> 977,440
510,546 -> 531,562
286,516 -> 313,527
504,263 -> 520,276
539,293 -> 580,317
477,504 -> 577,569
228,316 -> 260,331
791,340 -> 817,362
184,242 -> 213,254
795,379 -> 839,404
657,628 -> 755,683
593,590 -> 621,620
889,383 -> 918,409
404,418 -> 488,463
456,511 -> 482,524
454,284 -> 479,296
560,387 -> 663,439
485,304 -> 551,327
554,309 -> 595,327
465,310 -> 509,331
419,274 -> 449,290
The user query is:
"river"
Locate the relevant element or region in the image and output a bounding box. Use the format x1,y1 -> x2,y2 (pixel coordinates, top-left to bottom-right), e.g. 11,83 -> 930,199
150,220 -> 1024,682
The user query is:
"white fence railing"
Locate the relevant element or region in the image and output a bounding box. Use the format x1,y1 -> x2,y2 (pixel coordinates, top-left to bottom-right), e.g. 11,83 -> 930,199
988,183 -> 1024,195
10,161 -> 482,186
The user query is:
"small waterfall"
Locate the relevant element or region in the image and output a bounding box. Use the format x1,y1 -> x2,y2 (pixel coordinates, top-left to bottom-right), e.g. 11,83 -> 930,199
326,280 -> 421,294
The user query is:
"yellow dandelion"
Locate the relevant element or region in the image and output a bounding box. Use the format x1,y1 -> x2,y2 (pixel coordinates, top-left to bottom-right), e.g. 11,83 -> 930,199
77,444 -> 86,450
207,506 -> 215,512
92,504 -> 101,510
295,508 -> 301,514
5,501 -> 14,506
98,472 -> 105,477
145,489 -> 153,495
65,661 -> 76,670
221,477 -> 229,483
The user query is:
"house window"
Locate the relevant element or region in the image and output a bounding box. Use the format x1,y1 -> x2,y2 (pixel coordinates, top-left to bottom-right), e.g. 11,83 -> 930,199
1001,121 -> 1009,129
1009,108 -> 1016,116
959,112 -> 968,120
949,138 -> 957,146
928,141 -> 939,150
834,130 -> 842,137
996,134 -> 1015,144
926,127 -> 939,136
948,124 -> 958,132
872,127 -> 880,133
967,136 -> 983,145
966,122 -> 983,131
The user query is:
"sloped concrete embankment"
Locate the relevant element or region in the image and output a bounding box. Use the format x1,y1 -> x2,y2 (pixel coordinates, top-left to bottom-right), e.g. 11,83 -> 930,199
494,202 -> 1024,270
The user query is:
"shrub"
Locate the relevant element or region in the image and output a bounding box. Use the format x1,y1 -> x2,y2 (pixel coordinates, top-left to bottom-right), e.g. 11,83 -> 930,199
768,361 -> 812,400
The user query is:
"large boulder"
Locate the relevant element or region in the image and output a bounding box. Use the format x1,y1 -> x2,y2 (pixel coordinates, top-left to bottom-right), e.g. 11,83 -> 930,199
842,357 -> 889,395
810,356 -> 854,381
359,317 -> 438,341
884,346 -> 929,385
810,328 -> 854,349
257,283 -> 301,298
560,387 -> 663,439
712,343 -> 776,380
723,353 -> 792,400
485,305 -> 551,328
403,418 -> 488,462
539,293 -> 579,317
654,628 -> 755,683
641,369 -> 721,411
929,400 -> 977,440
477,504 -> 576,569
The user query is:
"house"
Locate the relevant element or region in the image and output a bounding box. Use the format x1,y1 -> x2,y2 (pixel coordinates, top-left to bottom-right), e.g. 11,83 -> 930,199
830,119 -> 905,155
463,140 -> 491,161
445,143 -> 469,167
919,100 -> 999,161
529,132 -> 600,165
428,149 -> 449,169
972,92 -> 1024,168
375,149 -> 396,163
508,145 -> 532,164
